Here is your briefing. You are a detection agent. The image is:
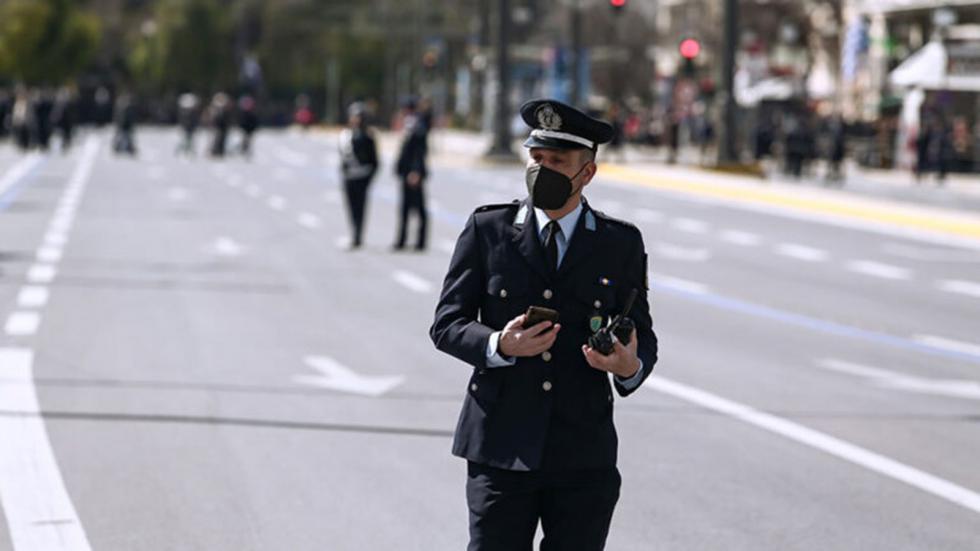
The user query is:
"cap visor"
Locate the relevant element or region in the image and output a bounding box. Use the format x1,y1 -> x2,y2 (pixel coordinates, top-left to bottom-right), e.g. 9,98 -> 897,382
522,135 -> 588,150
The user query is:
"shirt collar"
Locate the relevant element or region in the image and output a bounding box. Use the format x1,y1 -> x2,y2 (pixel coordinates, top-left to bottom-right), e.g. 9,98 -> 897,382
534,199 -> 583,242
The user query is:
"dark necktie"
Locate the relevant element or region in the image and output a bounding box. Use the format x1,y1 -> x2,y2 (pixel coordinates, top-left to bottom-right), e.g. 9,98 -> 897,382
544,220 -> 561,272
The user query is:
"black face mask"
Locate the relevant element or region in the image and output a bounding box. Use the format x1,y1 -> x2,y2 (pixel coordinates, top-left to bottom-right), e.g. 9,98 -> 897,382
525,162 -> 590,210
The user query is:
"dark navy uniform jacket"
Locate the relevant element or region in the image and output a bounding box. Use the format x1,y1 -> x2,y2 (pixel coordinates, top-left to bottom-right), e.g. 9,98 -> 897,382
430,197 -> 658,472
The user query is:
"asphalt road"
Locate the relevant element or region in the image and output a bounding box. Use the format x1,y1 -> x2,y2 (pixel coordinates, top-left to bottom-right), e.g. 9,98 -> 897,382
1,128 -> 978,550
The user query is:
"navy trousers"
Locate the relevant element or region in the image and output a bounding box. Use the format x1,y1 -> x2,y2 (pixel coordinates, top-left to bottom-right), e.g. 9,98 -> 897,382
466,462 -> 621,551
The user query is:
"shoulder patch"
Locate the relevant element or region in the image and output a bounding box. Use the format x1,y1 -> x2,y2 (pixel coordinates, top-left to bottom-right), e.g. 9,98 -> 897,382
592,209 -> 639,231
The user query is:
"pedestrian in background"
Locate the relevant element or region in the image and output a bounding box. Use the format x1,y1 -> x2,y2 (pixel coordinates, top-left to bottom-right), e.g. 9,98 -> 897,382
33,89 -> 54,151
0,88 -> 11,142
175,93 -> 200,156
10,86 -> 35,151
208,92 -> 231,158
392,98 -> 430,252
237,95 -> 259,158
339,102 -> 378,250
824,114 -> 847,185
112,92 -> 138,155
50,87 -> 76,153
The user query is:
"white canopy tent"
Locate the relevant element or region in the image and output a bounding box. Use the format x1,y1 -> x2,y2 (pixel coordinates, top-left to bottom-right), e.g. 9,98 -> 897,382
889,40 -> 980,92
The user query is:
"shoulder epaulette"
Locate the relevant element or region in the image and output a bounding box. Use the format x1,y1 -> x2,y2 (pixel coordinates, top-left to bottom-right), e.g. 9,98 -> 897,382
593,209 -> 639,231
474,199 -> 520,214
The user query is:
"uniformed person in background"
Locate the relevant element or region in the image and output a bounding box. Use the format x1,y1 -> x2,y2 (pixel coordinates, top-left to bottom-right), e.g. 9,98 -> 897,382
392,98 -> 430,251
430,99 -> 658,551
339,101 -> 378,250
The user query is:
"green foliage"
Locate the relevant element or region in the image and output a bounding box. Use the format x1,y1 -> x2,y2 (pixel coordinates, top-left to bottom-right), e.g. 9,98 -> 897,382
0,0 -> 101,85
128,0 -> 235,94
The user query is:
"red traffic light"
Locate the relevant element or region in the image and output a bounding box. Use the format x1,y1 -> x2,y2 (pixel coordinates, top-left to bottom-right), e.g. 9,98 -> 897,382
679,38 -> 701,59
610,0 -> 627,8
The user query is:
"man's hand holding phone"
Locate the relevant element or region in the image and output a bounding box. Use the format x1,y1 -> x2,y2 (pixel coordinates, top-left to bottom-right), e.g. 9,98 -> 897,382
499,308 -> 560,358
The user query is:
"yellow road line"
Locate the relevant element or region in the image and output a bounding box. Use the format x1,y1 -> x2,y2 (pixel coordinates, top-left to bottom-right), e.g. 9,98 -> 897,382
600,164 -> 980,240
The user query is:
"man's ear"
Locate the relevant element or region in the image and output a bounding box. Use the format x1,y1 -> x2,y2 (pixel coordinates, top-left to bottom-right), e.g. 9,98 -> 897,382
582,160 -> 598,184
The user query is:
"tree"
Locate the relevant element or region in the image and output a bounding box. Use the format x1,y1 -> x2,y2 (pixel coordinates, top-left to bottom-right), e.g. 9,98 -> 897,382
127,0 -> 236,95
0,0 -> 101,85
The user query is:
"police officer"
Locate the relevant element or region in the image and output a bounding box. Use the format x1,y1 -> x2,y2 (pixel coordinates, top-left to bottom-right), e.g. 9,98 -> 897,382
430,99 -> 658,551
339,102 -> 378,250
392,98 -> 430,251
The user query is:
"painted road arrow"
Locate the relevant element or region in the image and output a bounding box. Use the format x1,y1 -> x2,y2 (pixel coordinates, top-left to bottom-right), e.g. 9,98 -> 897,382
293,355 -> 404,397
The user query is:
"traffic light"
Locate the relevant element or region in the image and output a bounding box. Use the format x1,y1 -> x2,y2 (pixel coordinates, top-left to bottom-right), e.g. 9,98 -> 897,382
610,0 -> 627,12
679,38 -> 701,60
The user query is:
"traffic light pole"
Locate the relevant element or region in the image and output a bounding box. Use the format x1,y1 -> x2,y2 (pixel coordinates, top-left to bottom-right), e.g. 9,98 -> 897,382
717,0 -> 739,165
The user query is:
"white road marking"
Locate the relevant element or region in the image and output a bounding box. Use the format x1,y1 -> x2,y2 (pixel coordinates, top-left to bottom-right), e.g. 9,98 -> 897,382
167,187 -> 189,201
649,273 -> 709,295
294,355 -> 404,397
720,229 -> 762,246
298,213 -> 321,229
225,178 -> 242,188
244,184 -> 262,198
653,243 -> 711,262
776,243 -> 828,262
48,216 -> 74,233
4,312 -> 40,336
671,217 -> 709,234
633,208 -> 664,223
646,376 -> 980,515
846,260 -> 912,281
882,243 -> 980,264
44,232 -> 68,247
914,335 -> 980,358
36,247 -> 63,263
16,286 -> 49,308
818,359 -> 980,401
0,348 -> 93,550
0,152 -> 42,198
322,191 -> 341,205
210,237 -> 244,257
267,195 -> 287,211
26,264 -> 57,284
392,270 -> 433,293
937,280 -> 980,299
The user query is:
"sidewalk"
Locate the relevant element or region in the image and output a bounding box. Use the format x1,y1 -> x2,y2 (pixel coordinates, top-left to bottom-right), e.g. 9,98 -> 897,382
426,128 -> 980,214
425,129 -> 980,247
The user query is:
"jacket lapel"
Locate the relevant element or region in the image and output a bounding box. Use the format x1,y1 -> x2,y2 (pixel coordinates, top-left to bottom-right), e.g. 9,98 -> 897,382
557,200 -> 599,277
510,198 -> 552,281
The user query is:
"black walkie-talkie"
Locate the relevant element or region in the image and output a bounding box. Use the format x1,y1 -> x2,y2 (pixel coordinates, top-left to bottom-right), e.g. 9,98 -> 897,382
588,288 -> 638,356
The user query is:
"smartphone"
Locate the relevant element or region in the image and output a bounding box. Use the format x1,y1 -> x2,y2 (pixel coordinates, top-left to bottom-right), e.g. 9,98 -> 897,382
523,306 -> 560,329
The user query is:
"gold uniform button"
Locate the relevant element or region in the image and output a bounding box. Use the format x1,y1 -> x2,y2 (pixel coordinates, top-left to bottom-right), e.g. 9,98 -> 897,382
543,289 -> 553,300
542,381 -> 553,392
594,299 -> 602,309
470,383 -> 478,392
542,351 -> 552,362
500,289 -> 508,298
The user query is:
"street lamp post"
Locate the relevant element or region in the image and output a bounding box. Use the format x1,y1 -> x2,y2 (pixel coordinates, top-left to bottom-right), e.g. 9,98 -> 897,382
487,0 -> 516,159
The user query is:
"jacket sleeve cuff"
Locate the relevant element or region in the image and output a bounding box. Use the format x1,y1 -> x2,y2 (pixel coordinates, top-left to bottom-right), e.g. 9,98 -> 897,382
485,331 -> 517,368
614,359 -> 644,390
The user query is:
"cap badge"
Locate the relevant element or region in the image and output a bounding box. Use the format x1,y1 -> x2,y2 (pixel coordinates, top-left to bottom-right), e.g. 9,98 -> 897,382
536,104 -> 562,131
